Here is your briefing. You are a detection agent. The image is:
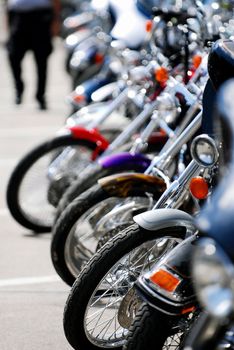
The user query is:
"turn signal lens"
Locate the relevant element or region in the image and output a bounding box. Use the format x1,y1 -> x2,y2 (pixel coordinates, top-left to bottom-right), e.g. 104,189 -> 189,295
181,305 -> 196,315
149,269 -> 181,292
189,176 -> 209,200
94,53 -> 104,64
192,55 -> 202,69
73,94 -> 86,103
155,67 -> 169,84
146,20 -> 153,32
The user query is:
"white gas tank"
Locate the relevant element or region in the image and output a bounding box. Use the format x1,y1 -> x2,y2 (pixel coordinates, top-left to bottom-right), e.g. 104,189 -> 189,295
109,0 -> 148,49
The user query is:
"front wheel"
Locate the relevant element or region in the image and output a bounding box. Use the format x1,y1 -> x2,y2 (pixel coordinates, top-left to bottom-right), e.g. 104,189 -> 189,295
63,222 -> 189,350
6,134 -> 97,232
51,183 -> 154,286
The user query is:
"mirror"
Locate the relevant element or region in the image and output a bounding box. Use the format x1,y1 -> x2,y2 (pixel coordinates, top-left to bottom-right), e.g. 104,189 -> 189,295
191,135 -> 219,167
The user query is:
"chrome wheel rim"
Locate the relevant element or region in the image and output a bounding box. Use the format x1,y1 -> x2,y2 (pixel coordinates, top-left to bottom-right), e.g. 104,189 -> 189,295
19,145 -> 92,227
64,197 -> 152,278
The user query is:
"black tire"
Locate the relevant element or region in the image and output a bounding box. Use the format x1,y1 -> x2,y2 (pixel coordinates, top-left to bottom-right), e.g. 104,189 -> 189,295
55,164 -> 112,221
51,183 -> 153,286
55,160 -> 147,222
6,134 -> 97,233
124,303 -> 186,350
63,223 -> 187,350
95,223 -> 130,250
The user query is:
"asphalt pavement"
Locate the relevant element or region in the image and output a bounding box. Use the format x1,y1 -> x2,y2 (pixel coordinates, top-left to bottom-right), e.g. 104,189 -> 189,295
0,4 -> 74,349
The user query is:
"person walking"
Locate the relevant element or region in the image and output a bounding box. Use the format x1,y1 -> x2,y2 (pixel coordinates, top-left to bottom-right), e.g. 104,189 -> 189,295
5,0 -> 61,110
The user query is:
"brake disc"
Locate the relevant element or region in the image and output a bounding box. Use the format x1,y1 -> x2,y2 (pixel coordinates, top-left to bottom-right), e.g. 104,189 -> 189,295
118,287 -> 142,329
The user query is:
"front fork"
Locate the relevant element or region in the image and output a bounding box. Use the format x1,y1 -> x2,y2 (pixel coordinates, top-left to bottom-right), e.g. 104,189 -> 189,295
153,159 -> 201,210
47,128 -> 110,182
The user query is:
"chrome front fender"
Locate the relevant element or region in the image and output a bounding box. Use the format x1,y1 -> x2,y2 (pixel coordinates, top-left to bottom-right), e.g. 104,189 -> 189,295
134,208 -> 195,233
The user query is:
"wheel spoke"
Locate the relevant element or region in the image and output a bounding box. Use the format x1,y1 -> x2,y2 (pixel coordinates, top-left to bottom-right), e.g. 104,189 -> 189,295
87,296 -> 122,321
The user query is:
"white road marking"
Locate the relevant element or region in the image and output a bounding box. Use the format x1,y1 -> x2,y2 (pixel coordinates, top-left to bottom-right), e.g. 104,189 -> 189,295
0,275 -> 60,287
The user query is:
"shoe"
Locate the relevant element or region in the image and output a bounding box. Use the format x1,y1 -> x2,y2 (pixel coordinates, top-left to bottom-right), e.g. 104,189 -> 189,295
37,96 -> 47,110
38,100 -> 47,110
15,90 -> 23,105
15,81 -> 24,105
15,94 -> 22,105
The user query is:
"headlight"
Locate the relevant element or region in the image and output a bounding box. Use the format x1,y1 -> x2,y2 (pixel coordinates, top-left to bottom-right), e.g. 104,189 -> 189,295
192,238 -> 234,319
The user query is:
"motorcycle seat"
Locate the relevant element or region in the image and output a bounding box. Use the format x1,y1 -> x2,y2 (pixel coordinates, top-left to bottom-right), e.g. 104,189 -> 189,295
208,39 -> 234,89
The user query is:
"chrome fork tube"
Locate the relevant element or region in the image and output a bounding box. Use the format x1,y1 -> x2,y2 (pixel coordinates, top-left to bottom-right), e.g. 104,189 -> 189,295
130,111 -> 160,153
87,86 -> 131,129
170,77 -> 197,105
160,101 -> 202,152
145,110 -> 202,174
101,98 -> 159,156
153,160 -> 201,209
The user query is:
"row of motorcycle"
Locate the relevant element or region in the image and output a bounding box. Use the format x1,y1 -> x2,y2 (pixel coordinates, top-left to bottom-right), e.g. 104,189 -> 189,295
6,0 -> 234,349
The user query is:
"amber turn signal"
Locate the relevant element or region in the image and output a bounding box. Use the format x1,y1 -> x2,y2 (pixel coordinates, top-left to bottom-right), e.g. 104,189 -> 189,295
73,94 -> 86,103
149,269 -> 181,292
155,67 -> 169,84
145,20 -> 153,32
189,176 -> 209,200
181,305 -> 196,315
192,55 -> 202,69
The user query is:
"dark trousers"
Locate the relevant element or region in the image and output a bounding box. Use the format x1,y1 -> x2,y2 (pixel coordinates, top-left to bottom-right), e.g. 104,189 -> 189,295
7,8 -> 53,100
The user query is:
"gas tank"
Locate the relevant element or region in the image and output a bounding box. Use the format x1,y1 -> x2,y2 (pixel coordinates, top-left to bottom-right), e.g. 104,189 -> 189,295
109,0 -> 148,49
